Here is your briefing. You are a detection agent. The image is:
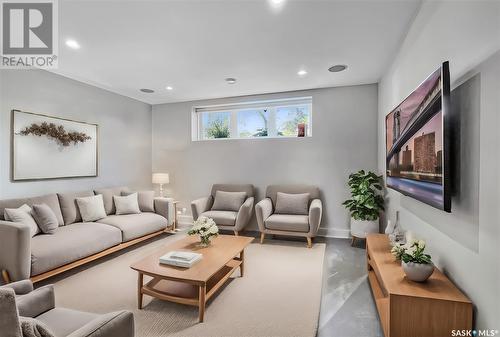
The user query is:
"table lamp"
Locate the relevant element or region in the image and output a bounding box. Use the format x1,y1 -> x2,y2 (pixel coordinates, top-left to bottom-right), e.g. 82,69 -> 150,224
152,173 -> 169,197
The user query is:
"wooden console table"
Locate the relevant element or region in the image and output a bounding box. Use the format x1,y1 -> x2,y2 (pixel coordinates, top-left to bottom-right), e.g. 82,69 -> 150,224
366,234 -> 472,337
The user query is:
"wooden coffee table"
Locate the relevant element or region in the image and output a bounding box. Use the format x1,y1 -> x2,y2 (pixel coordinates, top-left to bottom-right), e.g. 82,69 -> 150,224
130,234 -> 253,322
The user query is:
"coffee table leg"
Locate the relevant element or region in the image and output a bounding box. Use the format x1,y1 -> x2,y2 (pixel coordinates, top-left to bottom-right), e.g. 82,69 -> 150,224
239,249 -> 245,277
198,283 -> 206,322
137,272 -> 143,309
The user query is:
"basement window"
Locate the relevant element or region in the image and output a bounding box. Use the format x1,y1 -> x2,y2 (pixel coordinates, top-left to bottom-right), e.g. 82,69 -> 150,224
192,97 -> 312,141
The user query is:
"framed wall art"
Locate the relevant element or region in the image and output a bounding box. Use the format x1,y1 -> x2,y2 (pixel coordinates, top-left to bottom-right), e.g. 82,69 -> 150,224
11,110 -> 98,181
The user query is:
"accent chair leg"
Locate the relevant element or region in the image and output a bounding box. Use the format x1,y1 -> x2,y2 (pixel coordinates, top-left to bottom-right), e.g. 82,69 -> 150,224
234,230 -> 239,236
1,270 -> 11,284
260,233 -> 265,244
306,237 -> 312,248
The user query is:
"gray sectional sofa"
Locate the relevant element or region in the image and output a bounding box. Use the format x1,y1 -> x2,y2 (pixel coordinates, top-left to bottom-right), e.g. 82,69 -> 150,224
0,186 -> 172,284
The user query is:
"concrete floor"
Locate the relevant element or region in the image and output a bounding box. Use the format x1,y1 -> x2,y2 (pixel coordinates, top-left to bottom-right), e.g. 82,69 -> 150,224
317,238 -> 383,337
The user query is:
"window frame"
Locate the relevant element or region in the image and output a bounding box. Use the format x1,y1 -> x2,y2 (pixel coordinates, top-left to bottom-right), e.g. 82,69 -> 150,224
192,97 -> 313,141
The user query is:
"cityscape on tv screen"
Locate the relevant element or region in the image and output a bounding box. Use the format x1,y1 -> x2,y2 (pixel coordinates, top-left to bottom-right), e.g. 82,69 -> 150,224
386,67 -> 444,207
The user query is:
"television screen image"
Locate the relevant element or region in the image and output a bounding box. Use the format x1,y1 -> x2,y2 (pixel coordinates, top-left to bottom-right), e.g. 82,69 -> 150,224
385,62 -> 451,212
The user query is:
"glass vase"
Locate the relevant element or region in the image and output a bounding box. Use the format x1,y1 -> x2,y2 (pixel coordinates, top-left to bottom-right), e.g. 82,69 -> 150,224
199,235 -> 211,247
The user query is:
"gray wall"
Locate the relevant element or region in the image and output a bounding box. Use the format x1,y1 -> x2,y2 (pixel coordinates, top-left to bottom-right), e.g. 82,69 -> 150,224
0,69 -> 153,198
377,1 -> 500,328
152,85 -> 378,236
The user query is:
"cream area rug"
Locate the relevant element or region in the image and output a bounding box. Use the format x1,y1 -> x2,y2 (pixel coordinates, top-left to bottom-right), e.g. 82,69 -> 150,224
51,234 -> 325,337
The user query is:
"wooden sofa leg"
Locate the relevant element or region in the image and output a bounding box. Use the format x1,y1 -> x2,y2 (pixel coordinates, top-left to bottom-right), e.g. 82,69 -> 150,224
260,233 -> 265,244
234,230 -> 239,236
1,270 -> 11,284
306,237 -> 312,248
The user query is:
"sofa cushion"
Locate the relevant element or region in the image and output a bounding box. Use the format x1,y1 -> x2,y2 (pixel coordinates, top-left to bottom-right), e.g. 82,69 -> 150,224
265,214 -> 310,232
122,191 -> 155,213
4,204 -> 40,237
76,195 -> 107,222
275,192 -> 310,215
94,186 -> 130,215
19,317 -> 56,337
16,285 -> 55,318
98,213 -> 167,242
0,194 -> 64,227
31,204 -> 58,234
266,185 -> 319,207
211,191 -> 246,212
114,193 -> 141,215
30,223 -> 121,276
210,184 -> 254,198
201,210 -> 237,226
37,308 -> 97,337
57,191 -> 95,225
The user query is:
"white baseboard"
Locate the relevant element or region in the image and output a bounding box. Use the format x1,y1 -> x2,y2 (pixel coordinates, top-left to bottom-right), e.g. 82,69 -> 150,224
317,227 -> 351,239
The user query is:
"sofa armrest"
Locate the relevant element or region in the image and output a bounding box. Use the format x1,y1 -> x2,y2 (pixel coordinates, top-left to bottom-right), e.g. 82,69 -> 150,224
154,197 -> 174,226
255,198 -> 273,232
0,221 -> 31,283
190,196 -> 212,221
0,288 -> 22,337
0,279 -> 33,295
16,285 -> 55,318
67,311 -> 134,337
308,199 -> 323,236
235,197 -> 254,232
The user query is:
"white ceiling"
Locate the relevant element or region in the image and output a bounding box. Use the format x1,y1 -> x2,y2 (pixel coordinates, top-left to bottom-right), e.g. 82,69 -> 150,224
54,0 -> 421,104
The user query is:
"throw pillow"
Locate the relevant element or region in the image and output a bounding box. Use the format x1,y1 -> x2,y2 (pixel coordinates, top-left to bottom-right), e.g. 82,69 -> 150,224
19,317 -> 55,337
31,204 -> 58,234
275,192 -> 310,215
211,191 -> 246,212
76,195 -> 107,222
122,191 -> 155,212
114,193 -> 141,215
4,204 -> 40,237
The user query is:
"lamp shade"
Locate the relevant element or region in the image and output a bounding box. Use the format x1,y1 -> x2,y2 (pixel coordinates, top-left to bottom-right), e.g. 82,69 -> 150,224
152,173 -> 169,184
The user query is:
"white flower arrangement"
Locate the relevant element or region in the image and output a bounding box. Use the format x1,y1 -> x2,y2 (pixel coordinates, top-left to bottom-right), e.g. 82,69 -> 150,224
391,239 -> 432,264
188,216 -> 219,246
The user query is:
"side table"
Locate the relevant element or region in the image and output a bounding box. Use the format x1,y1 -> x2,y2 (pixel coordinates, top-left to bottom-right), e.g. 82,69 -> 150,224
165,200 -> 180,234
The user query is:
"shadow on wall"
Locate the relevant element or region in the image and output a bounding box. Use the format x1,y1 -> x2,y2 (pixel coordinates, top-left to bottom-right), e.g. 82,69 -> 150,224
398,73 -> 480,252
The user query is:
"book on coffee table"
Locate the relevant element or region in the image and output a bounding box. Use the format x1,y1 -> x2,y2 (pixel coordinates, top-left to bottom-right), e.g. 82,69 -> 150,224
159,251 -> 202,268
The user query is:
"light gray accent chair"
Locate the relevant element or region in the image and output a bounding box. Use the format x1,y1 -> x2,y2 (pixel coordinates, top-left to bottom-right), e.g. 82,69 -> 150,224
0,187 -> 173,284
255,185 -> 322,248
191,184 -> 255,236
0,280 -> 134,337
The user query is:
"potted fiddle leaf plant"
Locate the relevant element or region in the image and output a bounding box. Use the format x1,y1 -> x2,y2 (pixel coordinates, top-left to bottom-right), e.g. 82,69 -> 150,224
342,170 -> 384,244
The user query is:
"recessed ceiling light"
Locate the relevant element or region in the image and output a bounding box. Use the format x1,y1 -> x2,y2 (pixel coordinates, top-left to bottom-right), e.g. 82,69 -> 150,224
140,88 -> 154,93
65,39 -> 80,49
270,0 -> 285,6
328,65 -> 348,72
225,78 -> 237,84
166,86 -> 173,91
297,70 -> 307,76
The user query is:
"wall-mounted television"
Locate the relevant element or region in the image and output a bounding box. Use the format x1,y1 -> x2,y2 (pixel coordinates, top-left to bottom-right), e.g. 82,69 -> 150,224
385,61 -> 451,212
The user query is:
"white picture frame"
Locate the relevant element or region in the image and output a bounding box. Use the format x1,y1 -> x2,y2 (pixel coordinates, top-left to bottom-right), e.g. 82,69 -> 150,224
11,110 -> 98,181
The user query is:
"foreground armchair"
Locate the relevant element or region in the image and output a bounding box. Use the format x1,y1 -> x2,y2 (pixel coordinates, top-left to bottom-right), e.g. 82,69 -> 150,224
0,280 -> 134,337
191,184 -> 254,235
256,185 -> 322,248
